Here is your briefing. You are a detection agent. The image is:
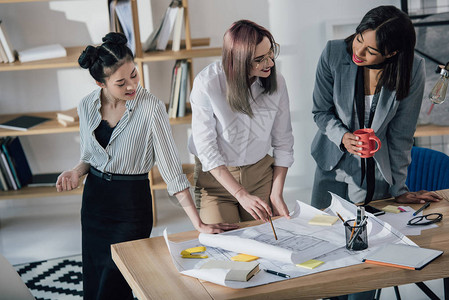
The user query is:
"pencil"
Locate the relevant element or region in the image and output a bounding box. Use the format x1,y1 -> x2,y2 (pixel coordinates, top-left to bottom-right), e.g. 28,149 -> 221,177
268,216 -> 278,240
336,212 -> 345,223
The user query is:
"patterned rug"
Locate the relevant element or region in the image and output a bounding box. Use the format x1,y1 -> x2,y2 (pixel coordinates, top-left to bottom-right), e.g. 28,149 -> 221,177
14,255 -> 83,300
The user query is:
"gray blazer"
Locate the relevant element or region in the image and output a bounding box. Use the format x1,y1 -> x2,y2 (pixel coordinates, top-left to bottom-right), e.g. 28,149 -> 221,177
311,39 -> 425,197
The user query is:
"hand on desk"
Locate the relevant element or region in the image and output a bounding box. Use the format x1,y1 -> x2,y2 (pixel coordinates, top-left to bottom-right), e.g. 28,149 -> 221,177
395,190 -> 442,204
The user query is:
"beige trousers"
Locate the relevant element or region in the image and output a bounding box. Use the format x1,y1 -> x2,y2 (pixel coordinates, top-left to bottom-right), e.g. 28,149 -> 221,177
194,155 -> 275,224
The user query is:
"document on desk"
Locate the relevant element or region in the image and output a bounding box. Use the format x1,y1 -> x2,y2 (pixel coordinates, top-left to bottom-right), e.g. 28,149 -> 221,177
163,192 -> 416,289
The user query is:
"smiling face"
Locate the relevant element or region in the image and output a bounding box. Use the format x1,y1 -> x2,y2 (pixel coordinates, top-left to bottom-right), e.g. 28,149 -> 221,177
99,60 -> 140,100
250,36 -> 275,79
352,30 -> 396,67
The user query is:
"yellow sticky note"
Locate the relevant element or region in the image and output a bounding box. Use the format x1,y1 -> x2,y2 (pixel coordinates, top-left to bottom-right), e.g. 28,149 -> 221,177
382,205 -> 400,214
308,214 -> 339,226
297,259 -> 324,269
231,253 -> 259,262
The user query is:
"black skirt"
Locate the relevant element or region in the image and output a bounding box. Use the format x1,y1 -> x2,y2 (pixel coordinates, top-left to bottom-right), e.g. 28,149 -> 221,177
81,172 -> 152,300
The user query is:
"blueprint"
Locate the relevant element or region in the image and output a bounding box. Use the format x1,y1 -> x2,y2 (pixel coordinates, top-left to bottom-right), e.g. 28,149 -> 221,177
163,192 -> 415,289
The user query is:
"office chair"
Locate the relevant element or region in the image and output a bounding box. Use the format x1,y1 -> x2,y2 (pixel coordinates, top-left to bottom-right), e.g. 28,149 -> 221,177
377,147 -> 449,300
406,146 -> 449,192
0,253 -> 35,300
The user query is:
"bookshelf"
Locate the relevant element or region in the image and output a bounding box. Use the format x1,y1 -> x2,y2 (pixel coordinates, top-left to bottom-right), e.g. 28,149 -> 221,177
0,0 -> 222,225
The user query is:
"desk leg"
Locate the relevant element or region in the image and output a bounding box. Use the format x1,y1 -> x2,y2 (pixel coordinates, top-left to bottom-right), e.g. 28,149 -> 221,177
444,278 -> 449,300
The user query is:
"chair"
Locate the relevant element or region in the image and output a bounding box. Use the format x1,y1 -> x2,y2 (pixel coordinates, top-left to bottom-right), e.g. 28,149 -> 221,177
0,253 -> 35,300
406,146 -> 449,192
383,146 -> 449,300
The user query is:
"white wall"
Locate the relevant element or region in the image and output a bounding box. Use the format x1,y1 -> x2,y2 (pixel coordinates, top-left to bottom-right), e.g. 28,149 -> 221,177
0,0 -> 401,205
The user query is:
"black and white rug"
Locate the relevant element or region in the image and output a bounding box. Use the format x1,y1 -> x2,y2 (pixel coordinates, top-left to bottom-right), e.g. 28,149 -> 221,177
14,255 -> 83,300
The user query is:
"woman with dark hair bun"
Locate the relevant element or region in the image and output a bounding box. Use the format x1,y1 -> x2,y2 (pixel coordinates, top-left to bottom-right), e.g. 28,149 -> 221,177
188,20 -> 294,224
56,32 -> 236,300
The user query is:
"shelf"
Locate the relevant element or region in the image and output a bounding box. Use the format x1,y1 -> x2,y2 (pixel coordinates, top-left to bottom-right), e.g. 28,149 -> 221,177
0,41 -> 218,73
0,0 -> 53,3
0,46 -> 83,72
415,124 -> 449,137
0,183 -> 83,200
150,163 -> 194,190
0,111 -> 79,137
137,47 -> 222,63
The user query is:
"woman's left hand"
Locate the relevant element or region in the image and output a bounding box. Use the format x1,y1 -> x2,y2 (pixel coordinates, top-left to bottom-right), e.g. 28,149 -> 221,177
196,222 -> 239,234
395,190 -> 442,204
270,194 -> 291,219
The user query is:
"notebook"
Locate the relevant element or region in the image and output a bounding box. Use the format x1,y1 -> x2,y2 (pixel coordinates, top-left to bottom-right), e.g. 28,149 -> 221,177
0,115 -> 50,131
200,260 -> 259,281
363,243 -> 443,270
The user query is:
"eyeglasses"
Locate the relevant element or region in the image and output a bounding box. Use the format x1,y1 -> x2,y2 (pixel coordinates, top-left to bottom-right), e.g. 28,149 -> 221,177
407,213 -> 443,226
254,43 -> 280,69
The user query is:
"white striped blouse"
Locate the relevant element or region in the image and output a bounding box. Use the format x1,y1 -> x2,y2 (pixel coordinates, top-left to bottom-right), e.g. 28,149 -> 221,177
78,84 -> 190,195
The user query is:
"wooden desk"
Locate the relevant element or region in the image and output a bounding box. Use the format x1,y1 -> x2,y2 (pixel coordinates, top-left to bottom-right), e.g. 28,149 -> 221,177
111,189 -> 449,300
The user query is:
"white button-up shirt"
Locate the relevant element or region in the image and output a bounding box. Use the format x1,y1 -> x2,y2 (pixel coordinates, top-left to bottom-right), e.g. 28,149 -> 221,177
188,61 -> 294,172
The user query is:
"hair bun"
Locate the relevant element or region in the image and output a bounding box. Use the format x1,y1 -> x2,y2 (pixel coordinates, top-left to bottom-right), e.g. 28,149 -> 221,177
78,45 -> 99,69
102,32 -> 128,45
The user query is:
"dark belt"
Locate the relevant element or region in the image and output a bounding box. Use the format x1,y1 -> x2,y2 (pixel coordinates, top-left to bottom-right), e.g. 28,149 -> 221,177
89,167 -> 148,181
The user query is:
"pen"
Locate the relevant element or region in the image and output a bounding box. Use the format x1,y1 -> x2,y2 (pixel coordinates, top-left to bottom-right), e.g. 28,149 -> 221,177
413,202 -> 430,216
263,269 -> 290,278
268,216 -> 278,240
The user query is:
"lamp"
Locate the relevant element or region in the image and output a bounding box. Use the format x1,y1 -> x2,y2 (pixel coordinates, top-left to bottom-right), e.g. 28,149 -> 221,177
429,62 -> 449,104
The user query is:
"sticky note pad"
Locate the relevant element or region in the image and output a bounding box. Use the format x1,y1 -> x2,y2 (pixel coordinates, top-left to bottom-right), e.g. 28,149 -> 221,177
308,214 -> 339,226
297,259 -> 324,269
382,205 -> 400,214
231,253 -> 259,262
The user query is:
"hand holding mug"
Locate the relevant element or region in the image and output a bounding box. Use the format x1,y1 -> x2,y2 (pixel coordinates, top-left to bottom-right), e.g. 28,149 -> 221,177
353,128 -> 381,158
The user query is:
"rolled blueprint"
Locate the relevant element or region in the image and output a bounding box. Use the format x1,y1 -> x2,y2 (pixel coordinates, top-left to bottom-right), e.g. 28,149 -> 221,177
199,233 -> 303,264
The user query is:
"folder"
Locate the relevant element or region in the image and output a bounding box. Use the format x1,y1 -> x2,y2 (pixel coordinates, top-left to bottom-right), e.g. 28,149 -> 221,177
363,243 -> 443,270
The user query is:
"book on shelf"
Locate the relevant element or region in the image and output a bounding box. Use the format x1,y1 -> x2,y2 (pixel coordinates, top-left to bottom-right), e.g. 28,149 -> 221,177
57,107 -> 79,122
113,0 -> 136,55
0,115 -> 50,131
0,39 -> 8,63
0,148 -> 17,190
0,20 -> 16,63
17,44 -> 67,63
177,60 -> 189,117
171,5 -> 184,51
109,0 -> 123,33
0,160 -> 8,191
1,137 -> 32,189
170,60 -> 183,118
143,0 -> 181,52
28,172 -> 60,187
167,60 -> 179,118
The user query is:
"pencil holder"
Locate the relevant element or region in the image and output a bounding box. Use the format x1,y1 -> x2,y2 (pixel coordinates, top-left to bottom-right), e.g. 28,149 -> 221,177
344,219 -> 368,251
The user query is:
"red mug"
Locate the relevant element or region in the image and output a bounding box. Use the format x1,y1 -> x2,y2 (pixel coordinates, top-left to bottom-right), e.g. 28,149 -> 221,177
353,128 -> 381,158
